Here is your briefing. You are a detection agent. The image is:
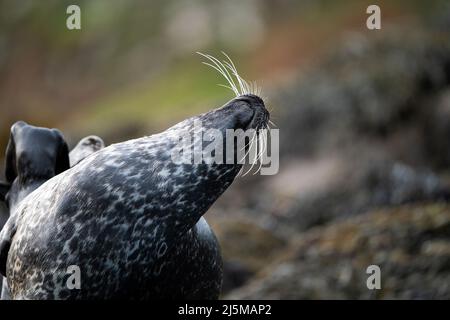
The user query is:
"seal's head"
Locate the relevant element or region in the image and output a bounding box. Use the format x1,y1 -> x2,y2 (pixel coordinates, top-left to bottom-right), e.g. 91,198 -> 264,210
203,94 -> 269,132
187,53 -> 272,175
0,121 -> 70,210
69,135 -> 105,167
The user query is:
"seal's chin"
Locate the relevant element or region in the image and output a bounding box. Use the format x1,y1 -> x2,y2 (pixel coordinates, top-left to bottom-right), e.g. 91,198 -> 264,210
225,94 -> 269,131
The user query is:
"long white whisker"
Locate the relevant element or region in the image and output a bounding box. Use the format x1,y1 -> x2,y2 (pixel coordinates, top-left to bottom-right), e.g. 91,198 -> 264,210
251,81 -> 260,96
254,130 -> 265,175
223,60 -> 247,95
222,52 -> 252,95
208,61 -> 239,95
240,131 -> 257,152
200,60 -> 231,83
221,52 -> 245,93
255,129 -> 267,167
242,133 -> 259,177
201,62 -> 239,95
198,52 -> 240,96
255,126 -> 269,174
199,51 -> 259,97
256,82 -> 262,96
244,139 -> 260,176
258,127 -> 269,173
246,132 -> 259,163
217,84 -> 236,93
237,132 -> 257,176
206,54 -> 238,93
239,133 -> 257,162
242,129 -> 263,176
249,81 -> 254,95
211,57 -> 241,95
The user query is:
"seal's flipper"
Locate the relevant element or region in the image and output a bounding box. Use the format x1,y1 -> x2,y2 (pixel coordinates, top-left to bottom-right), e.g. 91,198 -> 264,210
0,216 -> 16,277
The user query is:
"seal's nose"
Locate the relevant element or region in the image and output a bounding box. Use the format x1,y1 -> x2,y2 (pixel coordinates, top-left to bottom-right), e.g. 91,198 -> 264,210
218,94 -> 269,131
237,94 -> 269,130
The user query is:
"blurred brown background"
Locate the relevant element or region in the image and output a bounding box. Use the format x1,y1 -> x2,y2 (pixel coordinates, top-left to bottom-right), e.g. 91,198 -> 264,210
1,0 -> 450,299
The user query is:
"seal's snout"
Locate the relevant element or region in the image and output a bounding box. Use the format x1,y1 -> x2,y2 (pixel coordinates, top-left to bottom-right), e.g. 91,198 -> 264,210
231,94 -> 269,130
226,98 -> 254,130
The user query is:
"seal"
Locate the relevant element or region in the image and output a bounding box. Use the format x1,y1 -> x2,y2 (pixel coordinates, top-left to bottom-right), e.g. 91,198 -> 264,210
0,54 -> 270,299
0,121 -> 70,209
0,133 -> 102,220
0,121 -> 70,299
69,135 -> 105,167
0,132 -> 104,299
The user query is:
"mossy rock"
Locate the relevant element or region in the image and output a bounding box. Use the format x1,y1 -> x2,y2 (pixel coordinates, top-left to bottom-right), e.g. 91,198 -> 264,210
226,203 -> 450,299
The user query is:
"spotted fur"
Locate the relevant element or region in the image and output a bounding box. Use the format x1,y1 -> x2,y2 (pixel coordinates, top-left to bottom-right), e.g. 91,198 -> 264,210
0,94 -> 268,299
0,121 -> 70,299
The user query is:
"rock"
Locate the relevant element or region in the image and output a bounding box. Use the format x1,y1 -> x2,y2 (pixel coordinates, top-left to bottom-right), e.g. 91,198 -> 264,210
208,217 -> 287,294
231,155 -> 449,233
216,19 -> 450,234
225,203 -> 450,299
221,260 -> 254,294
424,89 -> 450,168
277,26 -> 450,160
370,162 -> 449,205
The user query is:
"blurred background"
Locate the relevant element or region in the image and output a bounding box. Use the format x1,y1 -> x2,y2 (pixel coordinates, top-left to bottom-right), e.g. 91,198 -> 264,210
1,0 -> 450,299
